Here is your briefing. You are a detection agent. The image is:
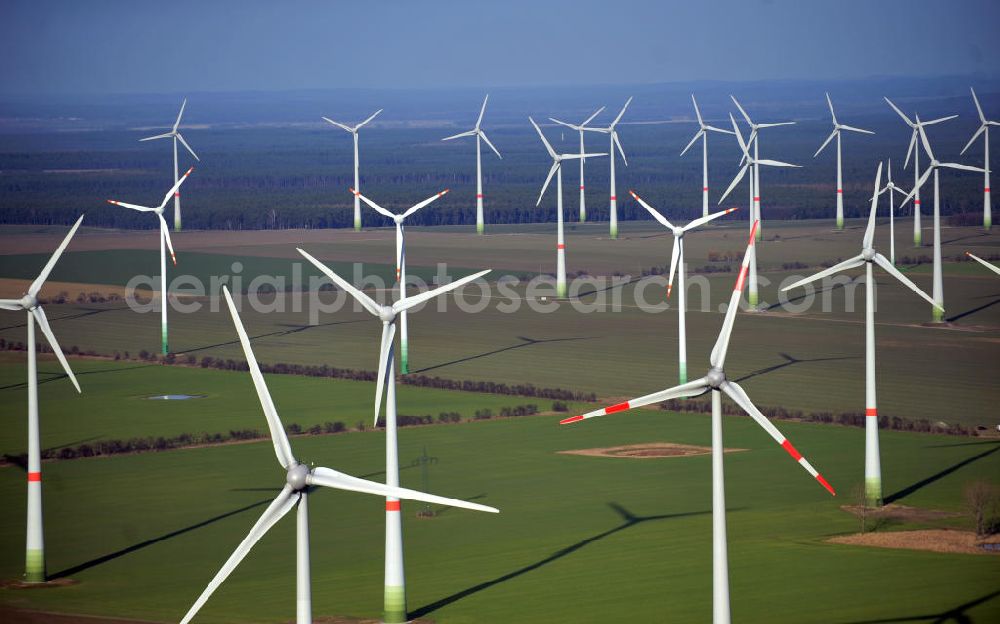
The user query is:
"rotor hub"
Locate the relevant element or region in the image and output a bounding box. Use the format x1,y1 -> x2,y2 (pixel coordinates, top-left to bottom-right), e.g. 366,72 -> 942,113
20,295 -> 37,310
286,463 -> 310,491
378,307 -> 396,323
705,367 -> 726,389
862,248 -> 876,261
673,227 -> 684,238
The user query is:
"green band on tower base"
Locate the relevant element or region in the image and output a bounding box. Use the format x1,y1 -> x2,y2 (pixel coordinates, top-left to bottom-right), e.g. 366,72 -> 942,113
25,549 -> 45,583
383,585 -> 407,624
865,477 -> 883,508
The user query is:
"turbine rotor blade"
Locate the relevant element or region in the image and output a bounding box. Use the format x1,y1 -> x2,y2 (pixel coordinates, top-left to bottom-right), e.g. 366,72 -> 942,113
610,96 -> 632,127
720,380 -> 835,495
107,200 -> 156,212
322,117 -> 354,133
392,270 -> 491,314
629,190 -> 675,229
537,162 -> 559,206
613,132 -> 627,166
159,214 -> 177,266
581,105 -> 606,127
139,132 -> 173,142
709,221 -> 758,368
680,129 -> 703,157
666,239 -> 680,300
158,166 -> 195,211
308,467 -> 499,513
173,98 -> 187,132
32,306 -> 80,393
402,189 -> 448,219
179,486 -> 299,624
691,94 -> 704,126
825,92 -> 837,125
560,378 -> 710,424
883,97 -> 914,126
960,125 -> 986,155
479,131 -> 502,159
441,129 -> 476,141
0,299 -> 22,311
357,109 -> 383,129
222,287 -> 296,469
684,207 -> 739,231
176,132 -> 200,161
863,162 -> 884,249
966,252 -> 1000,276
781,254 -> 866,292
814,129 -> 838,158
731,95 -> 753,126
475,95 -> 489,129
355,191 -> 396,220
717,163 -> 749,205
529,117 -> 557,159
297,249 -> 383,318
939,162 -> 986,174
970,87 -> 986,124
874,253 -> 941,309
374,322 -> 397,427
840,124 -> 874,135
29,214 -> 84,297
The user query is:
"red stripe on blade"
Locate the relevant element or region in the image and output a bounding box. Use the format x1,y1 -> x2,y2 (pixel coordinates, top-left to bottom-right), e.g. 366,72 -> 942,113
605,401 -> 630,414
865,408 -> 877,417
28,472 -> 41,482
734,266 -> 748,292
816,474 -> 836,496
781,439 -> 802,462
386,501 -> 401,512
560,415 -> 584,425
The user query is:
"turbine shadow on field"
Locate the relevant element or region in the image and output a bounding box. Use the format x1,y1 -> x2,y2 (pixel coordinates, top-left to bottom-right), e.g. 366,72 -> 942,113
0,363 -> 158,392
409,503 -> 711,619
883,446 -> 1000,505
179,319 -> 365,355
409,335 -> 595,375
0,305 -> 130,331
833,587 -> 1000,623
573,275 -> 642,299
732,352 -> 858,383
945,294 -> 1000,323
942,231 -> 989,246
49,497 -> 273,580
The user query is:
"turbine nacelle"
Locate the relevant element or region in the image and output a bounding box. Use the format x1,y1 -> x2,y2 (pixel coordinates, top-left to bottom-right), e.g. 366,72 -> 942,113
286,463 -> 309,491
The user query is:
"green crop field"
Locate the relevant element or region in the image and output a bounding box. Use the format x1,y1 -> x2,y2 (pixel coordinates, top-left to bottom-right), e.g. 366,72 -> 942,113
0,360 -> 997,622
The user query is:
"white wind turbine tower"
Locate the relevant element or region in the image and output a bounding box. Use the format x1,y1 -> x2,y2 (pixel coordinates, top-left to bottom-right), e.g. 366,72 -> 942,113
108,167 -> 194,354
814,93 -> 874,230
441,95 -> 502,234
354,188 -> 450,375
323,109 -> 383,231
783,163 -> 940,507
730,95 -> 794,241
960,87 -> 998,230
877,159 -> 909,265
562,220 -> 835,624
530,117 -> 606,298
0,215 -> 84,583
967,252 -> 1000,276
719,113 -> 800,310
549,106 -> 605,222
884,97 -> 957,247
584,97 -> 632,239
140,99 -> 200,231
681,95 -> 734,217
899,117 -> 985,322
180,286 -> 497,624
629,190 -> 738,384
296,249 -> 490,624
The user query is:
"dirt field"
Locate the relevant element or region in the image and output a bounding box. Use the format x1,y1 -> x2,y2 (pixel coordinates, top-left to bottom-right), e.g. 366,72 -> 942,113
0,606 -> 159,624
558,442 -> 746,459
829,529 -> 1000,556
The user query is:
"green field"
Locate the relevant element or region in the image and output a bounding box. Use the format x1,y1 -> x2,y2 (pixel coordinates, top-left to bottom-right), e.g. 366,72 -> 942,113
1,220 -> 999,622
0,358 -> 997,622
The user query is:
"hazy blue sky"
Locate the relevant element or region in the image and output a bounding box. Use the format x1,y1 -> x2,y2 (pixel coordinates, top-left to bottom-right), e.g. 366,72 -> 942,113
2,0 -> 997,95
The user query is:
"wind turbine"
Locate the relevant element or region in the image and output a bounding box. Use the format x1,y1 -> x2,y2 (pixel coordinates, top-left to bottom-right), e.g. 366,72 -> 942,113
441,95 -> 502,234
550,106 -> 605,222
730,95 -> 795,240
584,97 -> 632,239
296,250 -> 490,624
139,99 -> 200,231
681,95 -> 734,217
883,97 -> 957,246
179,286 -> 497,624
719,113 -> 800,310
561,220 -> 835,624
0,215 -> 84,583
967,252 -> 1000,276
629,190 -> 738,384
530,117 -> 606,298
323,109 -> 382,231
960,87 -> 998,230
108,167 -> 194,354
354,188 -> 450,374
814,93 -> 874,230
899,117 -> 985,322
877,159 -> 909,265
783,163 -> 940,507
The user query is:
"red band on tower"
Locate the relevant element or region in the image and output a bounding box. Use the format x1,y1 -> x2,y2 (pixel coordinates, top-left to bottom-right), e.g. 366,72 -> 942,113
557,243 -> 565,250
865,408 -> 877,417
28,472 -> 41,482
610,195 -> 617,201
386,500 -> 401,512
476,194 -> 483,199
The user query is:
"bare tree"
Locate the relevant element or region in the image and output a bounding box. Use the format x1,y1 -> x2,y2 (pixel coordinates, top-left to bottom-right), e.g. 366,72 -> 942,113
853,483 -> 871,534
964,480 -> 999,539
